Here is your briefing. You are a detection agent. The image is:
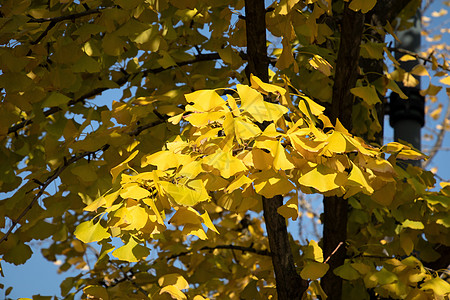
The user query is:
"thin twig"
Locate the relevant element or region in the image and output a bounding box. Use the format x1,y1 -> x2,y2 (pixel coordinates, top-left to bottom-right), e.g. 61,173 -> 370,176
324,242 -> 344,264
27,7 -> 109,24
167,244 -> 271,261
118,266 -> 149,299
7,54 -> 220,136
0,144 -> 109,244
387,47 -> 450,72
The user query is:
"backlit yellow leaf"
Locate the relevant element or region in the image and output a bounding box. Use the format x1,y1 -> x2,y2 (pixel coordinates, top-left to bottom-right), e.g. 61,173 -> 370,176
387,80 -> 408,99
309,55 -> 332,76
237,84 -> 288,122
160,285 -> 187,300
120,183 -> 150,200
298,164 -> 347,193
110,150 -> 139,182
252,170 -> 295,198
160,180 -> 209,206
183,223 -> 208,240
440,76 -> 450,85
185,90 -> 225,112
203,149 -> 247,178
158,273 -> 189,290
399,54 -> 416,62
303,240 -> 324,262
255,139 -> 295,170
421,277 -> 450,296
250,74 -> 286,95
402,220 -> 424,230
201,211 -> 219,234
410,65 -> 429,77
75,220 -> 110,243
226,174 -> 253,193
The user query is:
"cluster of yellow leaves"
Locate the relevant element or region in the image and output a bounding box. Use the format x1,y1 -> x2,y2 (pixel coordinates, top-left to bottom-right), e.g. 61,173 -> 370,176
73,76 -> 435,296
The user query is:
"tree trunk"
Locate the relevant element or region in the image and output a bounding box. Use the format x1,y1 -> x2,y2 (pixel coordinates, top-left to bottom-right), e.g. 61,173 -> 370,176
244,0 -> 308,298
322,4 -> 365,300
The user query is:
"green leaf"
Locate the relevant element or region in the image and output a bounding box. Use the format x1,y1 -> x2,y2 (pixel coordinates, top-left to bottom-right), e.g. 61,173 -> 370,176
349,0 -> 376,13
300,261 -> 329,280
112,237 -> 150,262
41,92 -> 71,108
2,242 -> 32,265
350,85 -> 381,105
334,263 -> 361,280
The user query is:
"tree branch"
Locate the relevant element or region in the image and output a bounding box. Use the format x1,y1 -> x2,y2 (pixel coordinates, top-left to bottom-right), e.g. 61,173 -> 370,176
244,0 -> 308,299
166,244 -> 271,261
27,7 -> 109,24
0,144 -> 110,245
7,53 -> 221,136
388,47 -> 450,72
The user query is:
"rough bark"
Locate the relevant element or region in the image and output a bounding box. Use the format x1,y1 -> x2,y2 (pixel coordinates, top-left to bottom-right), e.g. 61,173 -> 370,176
322,4 -> 365,300
244,0 -> 308,298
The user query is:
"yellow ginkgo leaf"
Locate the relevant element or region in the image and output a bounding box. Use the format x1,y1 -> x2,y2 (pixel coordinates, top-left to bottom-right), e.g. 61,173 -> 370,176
410,65 -> 429,77
119,183 -> 150,200
250,74 -> 287,95
309,55 -> 332,76
277,198 -> 299,220
159,180 -> 209,206
252,169 -> 295,198
255,139 -> 295,170
158,273 -> 189,290
421,277 -> 450,296
201,211 -> 219,234
203,149 -> 247,178
182,223 -> 208,240
141,151 -> 191,169
111,237 -> 150,262
110,150 -> 139,182
298,164 -> 347,193
300,261 -> 329,280
169,207 -> 202,226
237,84 -> 288,122
185,89 -> 225,112
74,219 -> 110,243
160,286 -> 187,300
226,173 -> 253,193
303,240 -> 324,262
347,161 -> 373,195
440,76 -> 450,85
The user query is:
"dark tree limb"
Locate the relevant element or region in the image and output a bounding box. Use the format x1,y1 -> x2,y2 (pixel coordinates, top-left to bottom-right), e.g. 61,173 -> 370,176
244,0 -> 308,299
167,244 -> 271,261
7,53 -> 221,136
27,7 -> 109,24
322,4 -> 365,300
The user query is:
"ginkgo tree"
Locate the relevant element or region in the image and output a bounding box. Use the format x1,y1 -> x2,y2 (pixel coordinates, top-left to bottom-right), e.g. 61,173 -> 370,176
0,0 -> 450,299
